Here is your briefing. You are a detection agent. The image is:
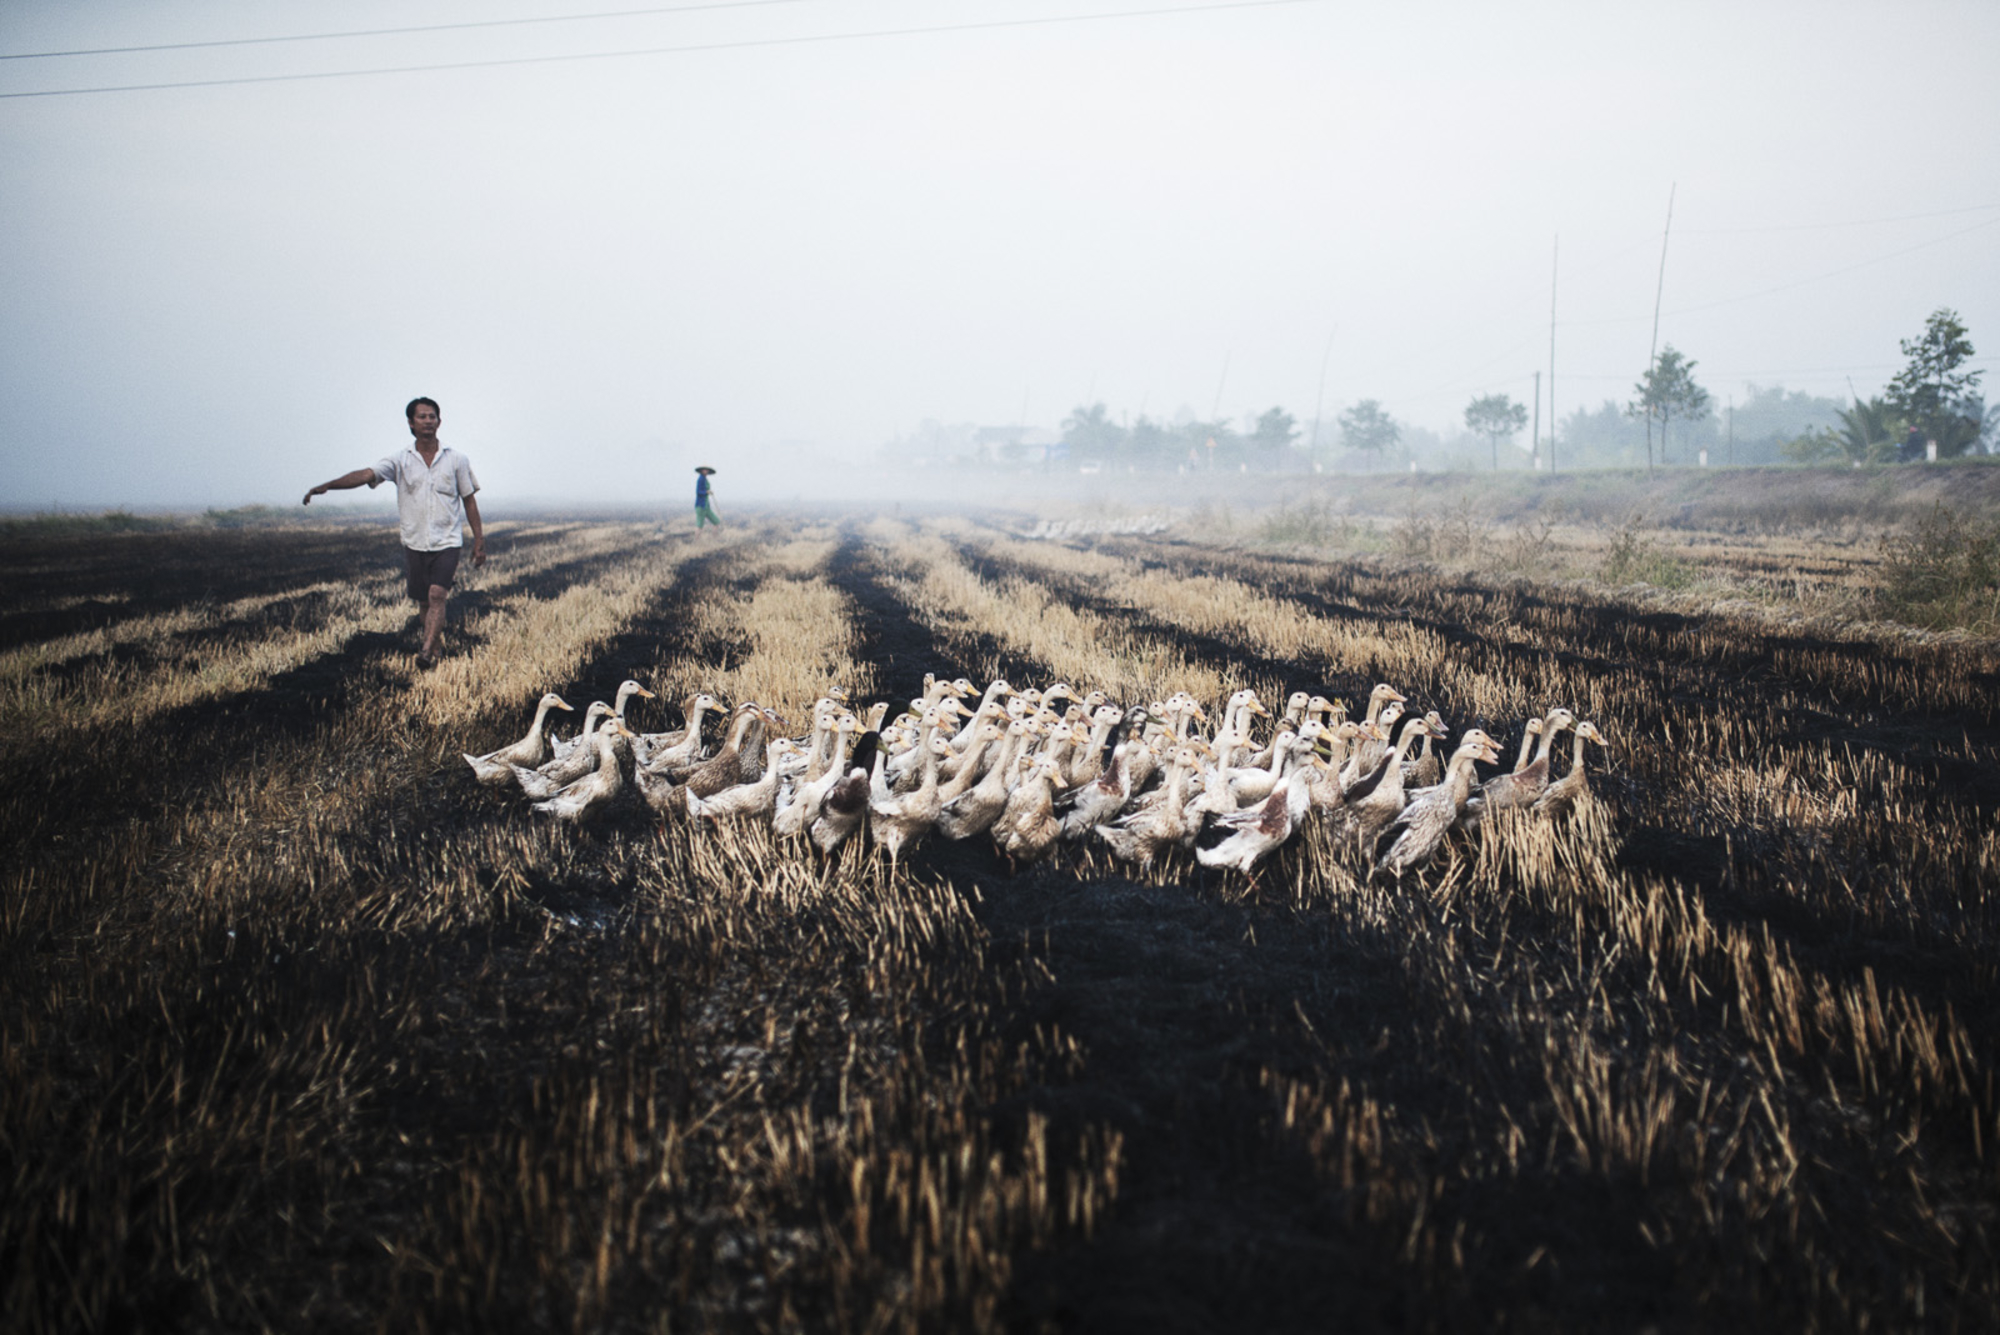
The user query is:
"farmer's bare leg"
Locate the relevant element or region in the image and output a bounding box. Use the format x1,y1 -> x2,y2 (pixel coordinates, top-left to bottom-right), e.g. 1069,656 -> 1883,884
421,584 -> 449,657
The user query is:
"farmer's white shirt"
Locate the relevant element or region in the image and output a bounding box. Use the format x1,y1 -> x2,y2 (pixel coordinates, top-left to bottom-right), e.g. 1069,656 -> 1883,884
372,446 -> 479,552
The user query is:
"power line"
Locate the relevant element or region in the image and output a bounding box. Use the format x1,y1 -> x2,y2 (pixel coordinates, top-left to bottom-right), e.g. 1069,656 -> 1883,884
1679,202 -> 2000,234
1556,213 -> 2000,329
0,0 -> 830,61
1660,213 -> 2000,319
0,0 -> 1322,99
1555,356 -> 1999,384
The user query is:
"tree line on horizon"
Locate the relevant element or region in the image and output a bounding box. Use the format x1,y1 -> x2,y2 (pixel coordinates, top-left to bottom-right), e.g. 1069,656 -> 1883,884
884,309 -> 1991,473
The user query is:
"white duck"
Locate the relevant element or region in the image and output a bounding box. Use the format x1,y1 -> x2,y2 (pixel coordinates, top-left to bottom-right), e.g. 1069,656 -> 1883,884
687,738 -> 801,823
512,701 -> 614,798
463,693 -> 573,786
531,721 -> 633,823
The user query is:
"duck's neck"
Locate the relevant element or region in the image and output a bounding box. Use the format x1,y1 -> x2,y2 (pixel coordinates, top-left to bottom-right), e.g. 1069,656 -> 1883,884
684,702 -> 712,745
941,734 -> 996,800
1532,722 -> 1563,765
916,745 -> 943,797
1444,750 -> 1483,804
754,743 -> 788,793
824,729 -> 855,780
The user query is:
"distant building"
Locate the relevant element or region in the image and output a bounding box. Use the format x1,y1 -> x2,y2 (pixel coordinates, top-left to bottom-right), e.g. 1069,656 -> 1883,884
882,422 -> 1063,469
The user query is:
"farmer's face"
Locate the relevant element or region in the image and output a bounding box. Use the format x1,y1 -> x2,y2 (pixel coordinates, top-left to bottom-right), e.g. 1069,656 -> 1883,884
409,405 -> 440,438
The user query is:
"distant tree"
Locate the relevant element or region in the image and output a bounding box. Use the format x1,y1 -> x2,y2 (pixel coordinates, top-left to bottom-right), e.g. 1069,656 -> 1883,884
1339,400 -> 1400,471
1628,345 -> 1711,471
1727,383 -> 1846,464
1781,398 -> 1903,467
1127,415 -> 1177,471
1061,402 -> 1127,467
1886,308 -> 1985,457
1251,407 -> 1299,472
1779,427 -> 1844,466
1834,397 -> 1903,465
1463,393 -> 1530,471
1558,399 -> 1651,468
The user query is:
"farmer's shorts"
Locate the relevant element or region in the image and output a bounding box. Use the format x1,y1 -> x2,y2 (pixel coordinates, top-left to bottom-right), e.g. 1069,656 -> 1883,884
403,546 -> 461,603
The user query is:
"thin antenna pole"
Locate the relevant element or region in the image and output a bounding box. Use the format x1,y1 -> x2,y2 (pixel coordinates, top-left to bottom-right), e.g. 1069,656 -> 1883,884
1531,369 -> 1541,472
1308,328 -> 1336,464
1549,234 -> 1558,473
1645,184 -> 1676,473
1211,350 -> 1231,422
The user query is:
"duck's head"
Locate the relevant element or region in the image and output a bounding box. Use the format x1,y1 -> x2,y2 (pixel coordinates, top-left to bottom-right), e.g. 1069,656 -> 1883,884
1369,683 -> 1407,711
1454,729 -> 1501,765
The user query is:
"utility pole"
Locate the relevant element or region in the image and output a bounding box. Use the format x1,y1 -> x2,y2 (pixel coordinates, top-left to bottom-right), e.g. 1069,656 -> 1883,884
1308,328 -> 1335,470
1549,234 -> 1558,473
1531,370 -> 1542,471
1645,185 -> 1676,474
1726,396 -> 1734,467
1210,350 -> 1231,423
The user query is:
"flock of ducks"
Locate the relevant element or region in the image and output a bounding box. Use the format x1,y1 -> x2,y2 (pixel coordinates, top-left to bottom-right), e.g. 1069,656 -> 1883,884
464,676 -> 1609,883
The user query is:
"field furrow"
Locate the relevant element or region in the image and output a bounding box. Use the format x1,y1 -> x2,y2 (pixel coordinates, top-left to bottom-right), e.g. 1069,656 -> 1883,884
7,511 -> 2000,1333
876,527 -> 1232,705
3,517 -> 1134,1333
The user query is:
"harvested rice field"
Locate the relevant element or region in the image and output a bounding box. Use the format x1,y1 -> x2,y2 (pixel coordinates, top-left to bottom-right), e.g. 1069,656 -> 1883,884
5,508 -> 1999,1333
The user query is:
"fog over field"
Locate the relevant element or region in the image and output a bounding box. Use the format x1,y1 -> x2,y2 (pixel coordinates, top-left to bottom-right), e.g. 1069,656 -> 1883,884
1,0 -> 1997,508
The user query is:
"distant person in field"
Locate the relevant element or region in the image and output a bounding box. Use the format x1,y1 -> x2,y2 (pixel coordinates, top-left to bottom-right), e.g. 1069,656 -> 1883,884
301,396 -> 485,669
695,465 -> 721,529
1900,424 -> 1925,462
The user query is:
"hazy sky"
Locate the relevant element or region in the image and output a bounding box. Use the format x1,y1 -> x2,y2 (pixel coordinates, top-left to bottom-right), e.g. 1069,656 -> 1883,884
3,0 -> 1997,507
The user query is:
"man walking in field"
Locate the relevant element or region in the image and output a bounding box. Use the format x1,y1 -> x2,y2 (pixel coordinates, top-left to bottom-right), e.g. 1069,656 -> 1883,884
694,465 -> 721,529
302,396 -> 485,669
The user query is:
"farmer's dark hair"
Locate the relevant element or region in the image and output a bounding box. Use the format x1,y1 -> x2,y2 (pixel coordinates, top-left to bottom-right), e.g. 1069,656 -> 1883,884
406,397 -> 441,421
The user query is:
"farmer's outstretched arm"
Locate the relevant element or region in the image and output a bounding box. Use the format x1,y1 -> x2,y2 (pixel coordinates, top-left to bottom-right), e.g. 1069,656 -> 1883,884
464,495 -> 487,567
303,468 -> 380,505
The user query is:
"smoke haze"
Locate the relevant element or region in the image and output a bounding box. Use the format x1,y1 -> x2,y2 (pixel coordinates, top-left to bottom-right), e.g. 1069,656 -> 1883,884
2,0 -> 1997,507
